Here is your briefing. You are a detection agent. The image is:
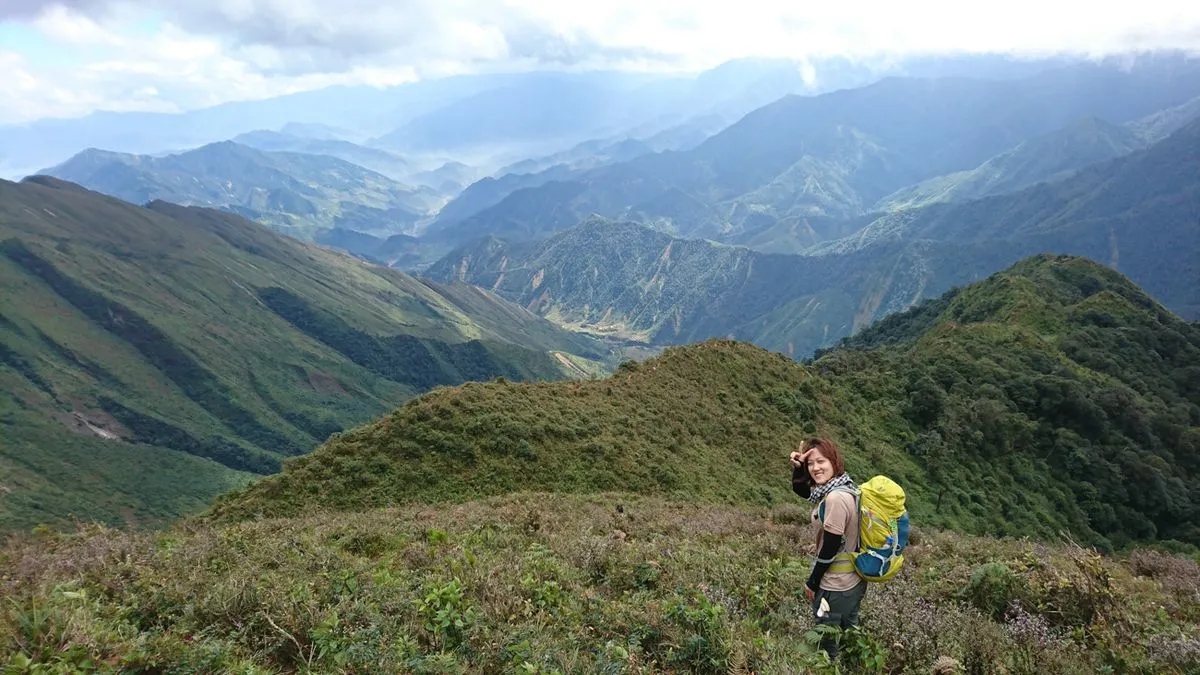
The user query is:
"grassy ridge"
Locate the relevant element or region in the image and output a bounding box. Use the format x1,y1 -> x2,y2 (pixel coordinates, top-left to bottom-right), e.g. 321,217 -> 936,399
206,339 -> 870,519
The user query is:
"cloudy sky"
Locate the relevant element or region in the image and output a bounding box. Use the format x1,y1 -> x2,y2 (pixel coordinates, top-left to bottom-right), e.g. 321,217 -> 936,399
1,0 -> 1199,125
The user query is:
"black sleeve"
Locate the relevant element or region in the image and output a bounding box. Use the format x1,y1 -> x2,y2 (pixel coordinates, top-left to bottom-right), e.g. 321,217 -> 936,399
806,531 -> 844,592
791,466 -> 812,499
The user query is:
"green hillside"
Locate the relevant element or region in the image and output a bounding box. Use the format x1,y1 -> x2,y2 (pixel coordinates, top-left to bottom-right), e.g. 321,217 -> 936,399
0,177 -> 617,532
41,142 -> 433,240
820,255 -> 1200,549
218,254 -> 1200,551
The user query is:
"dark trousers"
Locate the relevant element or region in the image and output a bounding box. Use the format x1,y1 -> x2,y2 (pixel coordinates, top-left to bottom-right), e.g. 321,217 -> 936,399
811,580 -> 867,660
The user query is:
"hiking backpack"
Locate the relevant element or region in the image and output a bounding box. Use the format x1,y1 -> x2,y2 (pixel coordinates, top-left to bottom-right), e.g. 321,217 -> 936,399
820,475 -> 910,582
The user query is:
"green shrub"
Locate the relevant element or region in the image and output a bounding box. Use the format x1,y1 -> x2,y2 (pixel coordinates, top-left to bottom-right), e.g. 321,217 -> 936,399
961,562 -> 1028,620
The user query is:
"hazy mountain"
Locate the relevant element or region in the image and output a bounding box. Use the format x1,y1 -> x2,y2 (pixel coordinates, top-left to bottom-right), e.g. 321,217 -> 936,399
278,121 -> 361,142
632,113 -> 732,152
875,116 -> 1146,210
406,161 -> 480,194
1127,94 -> 1200,143
41,141 -> 433,239
232,130 -> 416,180
372,55 -> 1059,160
426,137 -> 664,236
0,75 -> 514,180
369,60 -> 845,156
0,177 -> 618,531
430,166 -> 580,234
496,137 -> 656,178
447,55 -> 1200,247
0,52 -> 1173,183
373,71 -> 676,153
425,125 -> 720,238
872,95 -> 1200,212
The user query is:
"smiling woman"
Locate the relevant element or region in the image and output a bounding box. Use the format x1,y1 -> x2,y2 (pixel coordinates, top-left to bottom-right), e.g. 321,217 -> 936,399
789,437 -> 866,662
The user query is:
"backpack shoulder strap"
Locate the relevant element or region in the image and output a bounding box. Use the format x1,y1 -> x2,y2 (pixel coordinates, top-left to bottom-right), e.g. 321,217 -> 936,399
818,487 -> 861,526
826,486 -> 861,514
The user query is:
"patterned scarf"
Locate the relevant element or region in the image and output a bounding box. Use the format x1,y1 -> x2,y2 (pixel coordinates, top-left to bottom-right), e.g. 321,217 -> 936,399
807,472 -> 857,504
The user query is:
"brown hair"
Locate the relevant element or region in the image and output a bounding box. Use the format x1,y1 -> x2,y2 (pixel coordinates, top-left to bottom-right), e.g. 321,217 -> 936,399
800,437 -> 846,476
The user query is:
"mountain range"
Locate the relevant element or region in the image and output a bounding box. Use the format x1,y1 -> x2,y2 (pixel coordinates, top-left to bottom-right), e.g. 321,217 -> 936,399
0,53 -> 1114,183
0,57 -> 854,181
0,177 -> 619,531
7,51 -> 1200,530
815,114 -> 1200,319
427,114 -> 1200,355
437,55 -> 1200,250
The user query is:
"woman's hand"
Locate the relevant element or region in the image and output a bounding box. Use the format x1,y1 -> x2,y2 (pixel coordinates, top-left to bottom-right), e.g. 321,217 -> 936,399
789,448 -> 813,469
804,584 -> 816,603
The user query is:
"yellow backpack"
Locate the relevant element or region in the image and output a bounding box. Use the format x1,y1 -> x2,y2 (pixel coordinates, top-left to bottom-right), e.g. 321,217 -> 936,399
822,476 -> 909,582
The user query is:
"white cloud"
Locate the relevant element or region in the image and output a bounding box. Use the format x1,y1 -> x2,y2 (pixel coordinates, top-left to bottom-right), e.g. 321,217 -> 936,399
31,4 -> 122,44
1,0 -> 1200,123
507,0 -> 1200,64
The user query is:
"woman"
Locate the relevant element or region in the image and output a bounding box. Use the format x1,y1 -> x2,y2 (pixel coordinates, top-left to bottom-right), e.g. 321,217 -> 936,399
790,437 -> 865,661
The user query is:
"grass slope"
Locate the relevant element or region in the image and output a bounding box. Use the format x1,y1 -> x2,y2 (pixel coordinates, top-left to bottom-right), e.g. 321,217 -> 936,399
0,177 -> 616,531
3,494 -> 1198,673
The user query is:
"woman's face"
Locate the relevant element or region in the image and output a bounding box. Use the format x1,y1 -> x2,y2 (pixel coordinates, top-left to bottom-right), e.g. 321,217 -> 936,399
807,450 -> 835,485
